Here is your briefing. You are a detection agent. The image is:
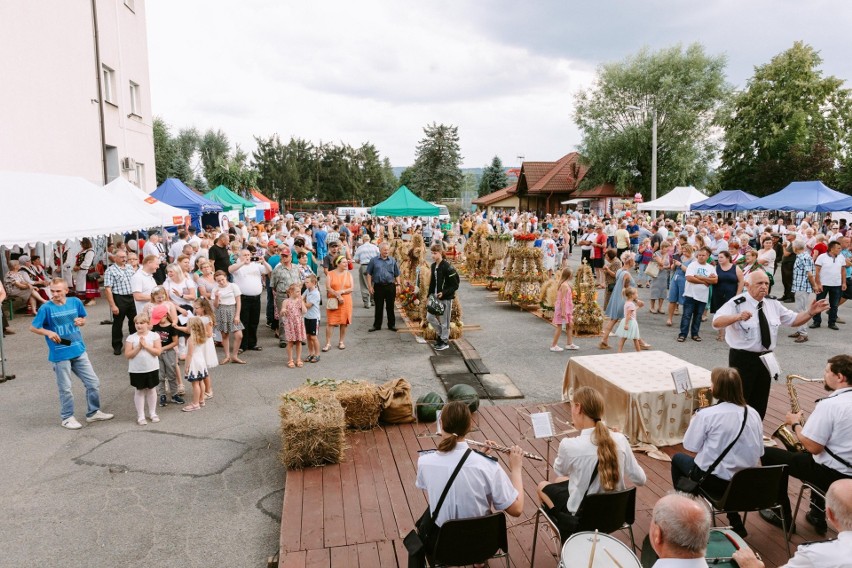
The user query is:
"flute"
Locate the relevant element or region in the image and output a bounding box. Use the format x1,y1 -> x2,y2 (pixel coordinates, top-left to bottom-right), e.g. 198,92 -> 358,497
467,439 -> 545,461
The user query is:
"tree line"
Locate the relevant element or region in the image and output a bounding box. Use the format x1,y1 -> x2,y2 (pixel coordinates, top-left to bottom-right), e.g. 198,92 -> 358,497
153,120 -> 467,205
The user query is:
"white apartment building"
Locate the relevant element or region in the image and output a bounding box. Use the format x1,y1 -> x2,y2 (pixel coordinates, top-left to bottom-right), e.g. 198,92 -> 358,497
0,0 -> 156,190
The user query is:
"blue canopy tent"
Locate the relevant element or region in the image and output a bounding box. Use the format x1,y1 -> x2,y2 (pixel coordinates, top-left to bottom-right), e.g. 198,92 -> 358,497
820,195 -> 852,211
748,181 -> 850,212
151,178 -> 222,230
690,190 -> 758,211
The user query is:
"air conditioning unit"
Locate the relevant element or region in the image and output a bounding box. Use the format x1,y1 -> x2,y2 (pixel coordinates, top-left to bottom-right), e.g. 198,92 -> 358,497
121,157 -> 136,171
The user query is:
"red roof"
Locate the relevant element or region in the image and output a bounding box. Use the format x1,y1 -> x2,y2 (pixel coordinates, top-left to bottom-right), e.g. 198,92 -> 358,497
516,152 -> 588,195
472,184 -> 517,206
572,184 -> 621,198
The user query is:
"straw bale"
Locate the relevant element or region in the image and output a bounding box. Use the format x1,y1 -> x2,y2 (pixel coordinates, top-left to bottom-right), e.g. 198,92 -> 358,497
278,393 -> 346,469
290,379 -> 382,430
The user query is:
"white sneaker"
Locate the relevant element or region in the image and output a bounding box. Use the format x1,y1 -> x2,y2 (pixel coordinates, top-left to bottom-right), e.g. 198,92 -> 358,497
86,410 -> 115,423
565,344 -> 580,350
61,416 -> 82,430
149,415 -> 160,423
550,345 -> 564,352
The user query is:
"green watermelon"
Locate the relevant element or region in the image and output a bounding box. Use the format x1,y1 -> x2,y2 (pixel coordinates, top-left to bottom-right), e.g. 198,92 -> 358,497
447,384 -> 480,412
416,392 -> 444,422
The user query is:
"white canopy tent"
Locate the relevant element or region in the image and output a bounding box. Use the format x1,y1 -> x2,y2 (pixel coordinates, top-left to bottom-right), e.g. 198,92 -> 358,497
0,171 -> 161,249
104,177 -> 189,227
636,186 -> 707,212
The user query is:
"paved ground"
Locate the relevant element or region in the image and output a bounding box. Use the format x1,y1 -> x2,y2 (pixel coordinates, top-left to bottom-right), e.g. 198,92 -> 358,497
0,254 -> 847,567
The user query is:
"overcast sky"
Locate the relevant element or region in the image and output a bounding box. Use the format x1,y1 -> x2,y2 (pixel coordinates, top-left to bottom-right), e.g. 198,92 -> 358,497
146,0 -> 852,169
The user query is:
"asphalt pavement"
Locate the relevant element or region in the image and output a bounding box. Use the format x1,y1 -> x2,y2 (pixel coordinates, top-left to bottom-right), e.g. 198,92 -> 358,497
0,254 -> 846,566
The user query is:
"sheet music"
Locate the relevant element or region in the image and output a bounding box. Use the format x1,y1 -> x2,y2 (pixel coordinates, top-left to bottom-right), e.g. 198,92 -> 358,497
671,367 -> 692,394
760,352 -> 781,381
530,412 -> 555,439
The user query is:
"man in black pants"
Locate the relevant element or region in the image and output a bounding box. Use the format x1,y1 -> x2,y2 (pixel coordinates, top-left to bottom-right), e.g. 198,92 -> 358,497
759,355 -> 852,535
102,250 -> 137,355
712,270 -> 828,418
365,243 -> 400,332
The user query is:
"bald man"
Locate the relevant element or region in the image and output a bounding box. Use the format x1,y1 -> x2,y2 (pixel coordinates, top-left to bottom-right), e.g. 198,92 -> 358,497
648,493 -> 712,566
713,270 -> 829,418
734,478 -> 852,567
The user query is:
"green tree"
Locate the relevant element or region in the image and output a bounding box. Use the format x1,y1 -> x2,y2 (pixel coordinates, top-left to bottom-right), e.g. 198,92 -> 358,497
718,42 -> 852,195
574,43 -> 730,197
398,166 -> 417,191
152,117 -> 176,185
411,123 -> 464,199
206,144 -> 257,193
198,129 -> 231,183
478,155 -> 508,196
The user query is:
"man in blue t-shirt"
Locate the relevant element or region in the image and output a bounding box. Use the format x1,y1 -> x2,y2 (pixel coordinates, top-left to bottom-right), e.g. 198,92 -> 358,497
30,279 -> 114,430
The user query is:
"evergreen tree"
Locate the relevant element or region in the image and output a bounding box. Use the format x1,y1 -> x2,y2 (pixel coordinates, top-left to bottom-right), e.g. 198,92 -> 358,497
152,117 -> 176,185
411,123 -> 464,199
478,155 -> 508,196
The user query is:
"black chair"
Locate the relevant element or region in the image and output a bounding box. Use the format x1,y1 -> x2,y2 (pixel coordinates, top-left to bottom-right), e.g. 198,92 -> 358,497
529,487 -> 637,567
429,511 -> 509,567
789,480 -> 834,542
698,465 -> 791,559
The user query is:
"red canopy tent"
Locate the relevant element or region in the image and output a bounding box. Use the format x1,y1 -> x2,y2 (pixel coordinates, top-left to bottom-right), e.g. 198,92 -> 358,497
251,190 -> 280,220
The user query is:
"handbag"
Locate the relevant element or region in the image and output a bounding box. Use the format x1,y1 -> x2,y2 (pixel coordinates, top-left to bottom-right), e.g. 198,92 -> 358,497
644,259 -> 660,278
326,297 -> 339,310
426,295 -> 445,316
548,461 -> 599,543
675,406 -> 748,494
404,449 -> 472,568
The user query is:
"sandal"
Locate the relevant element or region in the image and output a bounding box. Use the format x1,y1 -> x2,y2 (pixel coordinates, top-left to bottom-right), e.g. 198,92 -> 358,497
205,392 -> 213,399
287,360 -> 295,368
233,358 -> 247,364
640,343 -> 652,350
677,336 -> 686,343
137,418 -> 147,426
598,341 -> 611,350
182,404 -> 201,412
220,358 -> 231,365
338,343 -> 345,350
322,344 -> 331,352
692,336 -> 702,342
296,360 -> 304,368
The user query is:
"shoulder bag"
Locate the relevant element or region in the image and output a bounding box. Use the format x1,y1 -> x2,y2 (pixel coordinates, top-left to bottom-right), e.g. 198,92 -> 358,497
404,448 -> 472,568
675,406 -> 748,494
548,460 -> 599,543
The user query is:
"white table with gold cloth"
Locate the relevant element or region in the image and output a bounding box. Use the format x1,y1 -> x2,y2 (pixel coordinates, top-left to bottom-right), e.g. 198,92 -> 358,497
562,351 -> 712,446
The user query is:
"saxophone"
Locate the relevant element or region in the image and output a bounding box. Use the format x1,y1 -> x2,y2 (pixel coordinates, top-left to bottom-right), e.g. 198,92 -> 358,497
773,374 -> 824,452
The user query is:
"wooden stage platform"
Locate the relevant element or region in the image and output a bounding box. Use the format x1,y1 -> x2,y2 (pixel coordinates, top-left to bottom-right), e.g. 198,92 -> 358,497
278,379 -> 829,567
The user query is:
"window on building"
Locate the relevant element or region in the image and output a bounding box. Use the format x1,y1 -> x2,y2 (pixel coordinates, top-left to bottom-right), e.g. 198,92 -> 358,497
102,65 -> 116,104
124,0 -> 135,12
135,162 -> 145,190
105,146 -> 119,182
129,81 -> 141,116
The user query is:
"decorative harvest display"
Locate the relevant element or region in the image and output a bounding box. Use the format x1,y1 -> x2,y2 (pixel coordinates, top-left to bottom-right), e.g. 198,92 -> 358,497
539,276 -> 560,320
572,260 -> 604,336
499,241 -> 546,304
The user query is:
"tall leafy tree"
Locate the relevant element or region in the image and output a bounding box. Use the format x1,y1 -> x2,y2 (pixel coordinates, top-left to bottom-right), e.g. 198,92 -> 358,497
478,155 -> 508,196
198,129 -> 231,183
152,117 -> 176,185
718,41 -> 852,195
574,43 -> 730,197
412,123 -> 464,199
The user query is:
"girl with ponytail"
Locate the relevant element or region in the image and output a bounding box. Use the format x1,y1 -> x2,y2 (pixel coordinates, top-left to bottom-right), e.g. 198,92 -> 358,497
537,387 -> 646,535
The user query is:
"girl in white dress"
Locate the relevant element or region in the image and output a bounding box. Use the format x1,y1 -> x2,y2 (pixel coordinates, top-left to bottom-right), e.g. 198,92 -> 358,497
182,317 -> 209,413
192,297 -> 219,400
614,287 -> 642,353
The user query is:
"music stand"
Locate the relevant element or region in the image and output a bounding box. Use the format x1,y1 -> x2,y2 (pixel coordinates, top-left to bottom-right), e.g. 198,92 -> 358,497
515,404 -> 576,481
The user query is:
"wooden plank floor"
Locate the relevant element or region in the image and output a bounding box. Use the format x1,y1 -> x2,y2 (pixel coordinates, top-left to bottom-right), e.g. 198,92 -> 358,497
280,379 -> 829,567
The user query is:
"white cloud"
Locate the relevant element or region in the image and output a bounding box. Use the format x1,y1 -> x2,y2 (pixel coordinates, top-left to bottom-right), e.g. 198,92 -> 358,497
146,0 -> 852,169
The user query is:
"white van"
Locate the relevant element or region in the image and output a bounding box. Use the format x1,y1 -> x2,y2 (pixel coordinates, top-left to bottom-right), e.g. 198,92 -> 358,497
336,207 -> 370,219
429,203 -> 451,222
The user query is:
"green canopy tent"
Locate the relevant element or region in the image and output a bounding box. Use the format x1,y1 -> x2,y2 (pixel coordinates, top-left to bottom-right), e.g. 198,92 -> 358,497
371,185 -> 440,217
206,185 -> 257,218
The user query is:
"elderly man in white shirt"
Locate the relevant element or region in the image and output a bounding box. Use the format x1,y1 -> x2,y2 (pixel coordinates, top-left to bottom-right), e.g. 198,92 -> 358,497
647,494 -> 713,567
352,235 -> 380,309
228,249 -> 271,353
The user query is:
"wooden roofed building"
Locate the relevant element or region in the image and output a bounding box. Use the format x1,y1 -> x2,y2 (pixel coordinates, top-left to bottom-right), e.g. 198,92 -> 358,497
474,152 -> 622,216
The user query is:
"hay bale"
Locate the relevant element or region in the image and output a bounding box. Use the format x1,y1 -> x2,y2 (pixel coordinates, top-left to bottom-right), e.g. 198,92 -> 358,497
291,379 -> 382,430
279,393 -> 346,469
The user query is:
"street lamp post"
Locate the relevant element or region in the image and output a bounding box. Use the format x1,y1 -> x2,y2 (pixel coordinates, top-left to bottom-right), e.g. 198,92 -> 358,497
627,105 -> 658,219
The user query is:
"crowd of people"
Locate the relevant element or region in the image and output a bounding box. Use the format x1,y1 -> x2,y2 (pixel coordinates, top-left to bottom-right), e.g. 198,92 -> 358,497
4,205 -> 852,566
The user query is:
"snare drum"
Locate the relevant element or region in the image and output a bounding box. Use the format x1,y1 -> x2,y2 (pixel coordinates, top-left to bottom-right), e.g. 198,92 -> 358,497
559,531 -> 641,568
